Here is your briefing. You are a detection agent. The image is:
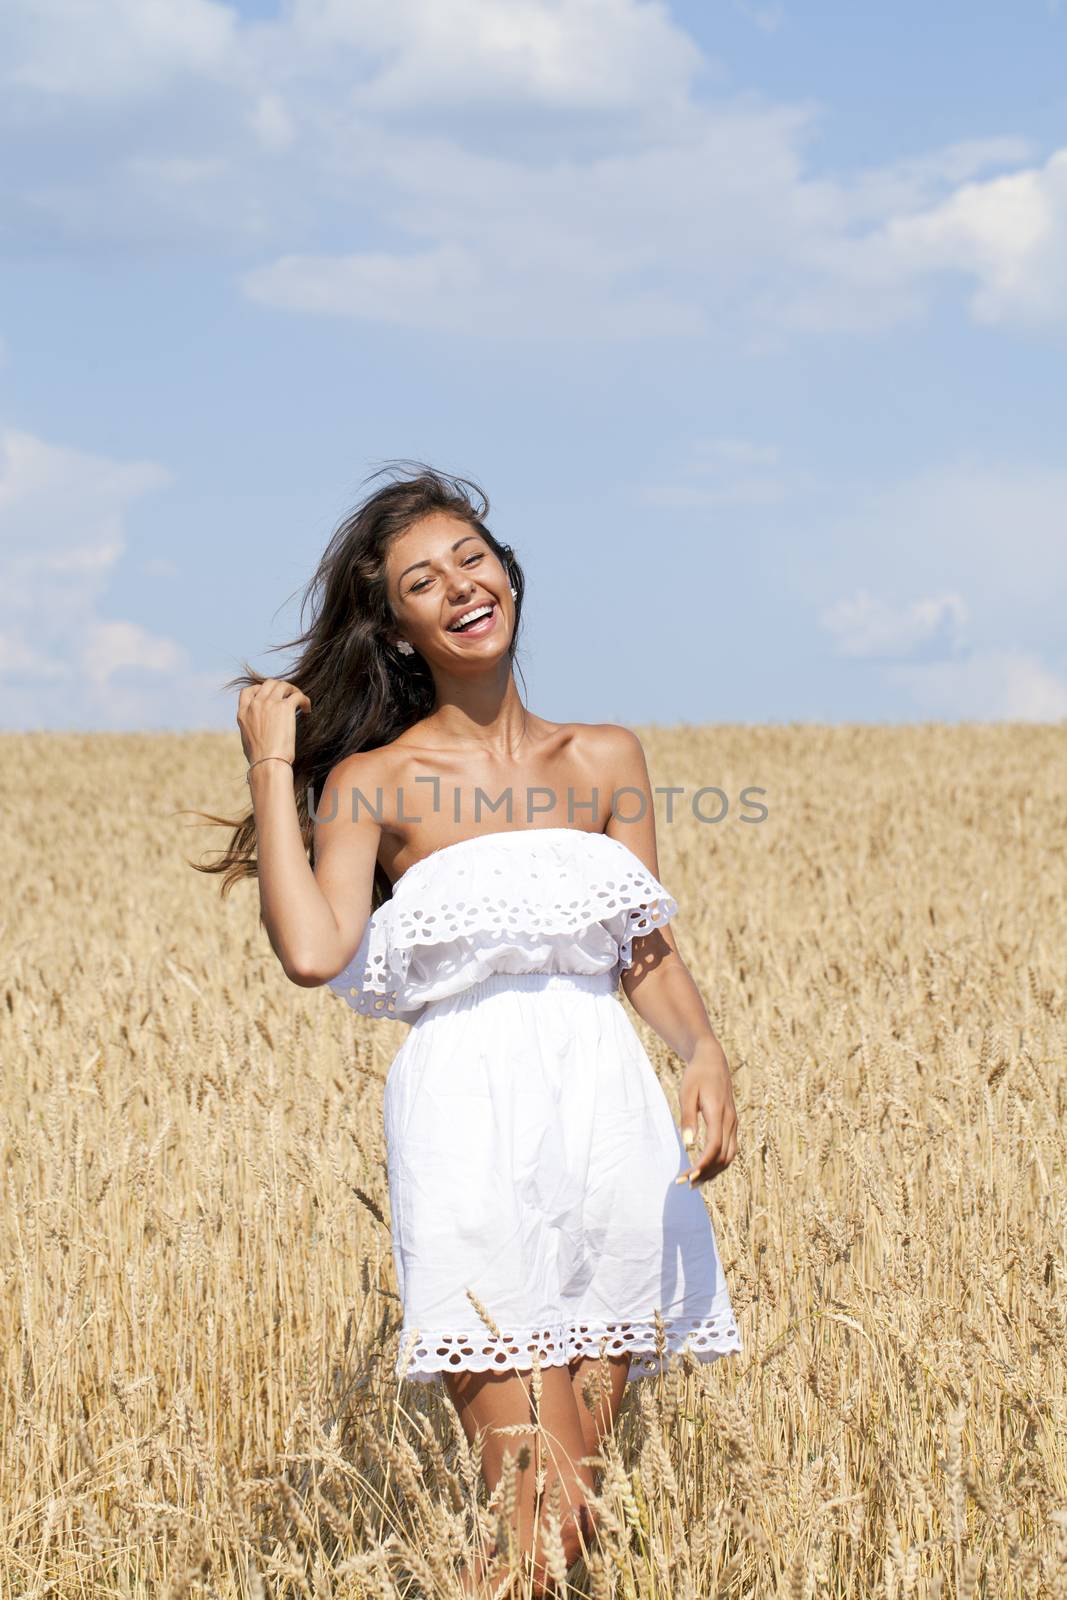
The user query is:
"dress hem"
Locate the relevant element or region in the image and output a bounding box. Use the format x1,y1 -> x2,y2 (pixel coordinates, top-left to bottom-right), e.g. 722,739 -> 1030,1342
393,1308 -> 742,1388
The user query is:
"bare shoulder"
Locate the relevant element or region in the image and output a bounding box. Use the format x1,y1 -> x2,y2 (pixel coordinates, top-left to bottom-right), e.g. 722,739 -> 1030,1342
568,721 -> 649,778
325,740 -> 407,787
316,742 -> 411,843
578,723 -> 664,887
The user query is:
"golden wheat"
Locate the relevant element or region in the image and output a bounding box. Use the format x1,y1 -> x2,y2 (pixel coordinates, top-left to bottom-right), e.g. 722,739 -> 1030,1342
1,725 -> 1064,1597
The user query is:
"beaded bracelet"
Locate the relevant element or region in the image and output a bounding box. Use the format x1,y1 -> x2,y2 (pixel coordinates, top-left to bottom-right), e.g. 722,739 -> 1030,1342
246,755 -> 294,784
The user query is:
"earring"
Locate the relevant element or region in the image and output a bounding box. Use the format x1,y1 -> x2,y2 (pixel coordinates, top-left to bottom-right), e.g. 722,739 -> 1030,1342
510,586 -> 517,598
396,640 -> 414,656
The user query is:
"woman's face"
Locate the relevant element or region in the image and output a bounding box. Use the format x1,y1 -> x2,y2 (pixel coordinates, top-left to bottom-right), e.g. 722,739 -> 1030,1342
385,512 -> 516,666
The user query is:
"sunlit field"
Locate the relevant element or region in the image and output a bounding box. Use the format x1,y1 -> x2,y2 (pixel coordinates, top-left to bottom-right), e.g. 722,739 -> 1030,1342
2,725 -> 1064,1598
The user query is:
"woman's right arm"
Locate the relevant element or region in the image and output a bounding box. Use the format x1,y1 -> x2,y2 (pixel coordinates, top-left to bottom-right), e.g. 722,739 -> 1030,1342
239,678 -> 381,986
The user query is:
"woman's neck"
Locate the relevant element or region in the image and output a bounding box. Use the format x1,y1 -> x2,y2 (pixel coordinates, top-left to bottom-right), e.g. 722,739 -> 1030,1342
417,671 -> 535,756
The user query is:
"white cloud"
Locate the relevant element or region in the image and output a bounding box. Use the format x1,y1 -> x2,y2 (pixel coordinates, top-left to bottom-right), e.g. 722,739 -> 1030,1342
641,479 -> 787,507
241,120 -> 1067,341
0,428 -> 221,729
825,137 -> 1037,227
299,0 -> 704,113
692,438 -> 780,470
0,633 -> 69,681
3,0 -> 1063,342
640,434 -> 793,507
887,649 -> 1067,721
247,91 -> 295,152
766,142 -> 1067,335
126,155 -> 230,188
817,458 -> 1067,636
4,0 -> 236,102
142,556 -> 180,579
82,618 -> 185,687
0,0 -> 1065,360
0,428 -> 171,605
242,242 -> 482,325
3,0 -> 700,118
240,237 -> 706,339
238,98 -> 833,339
732,0 -> 786,33
876,148 -> 1067,328
820,589 -> 968,659
805,457 -> 1067,721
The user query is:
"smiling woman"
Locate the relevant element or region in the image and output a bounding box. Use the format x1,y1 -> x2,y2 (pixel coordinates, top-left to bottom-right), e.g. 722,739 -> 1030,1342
188,461 -> 528,915
187,460 -> 741,1597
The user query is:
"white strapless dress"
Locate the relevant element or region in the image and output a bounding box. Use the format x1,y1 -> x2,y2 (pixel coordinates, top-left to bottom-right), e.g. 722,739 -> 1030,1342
328,827 -> 742,1386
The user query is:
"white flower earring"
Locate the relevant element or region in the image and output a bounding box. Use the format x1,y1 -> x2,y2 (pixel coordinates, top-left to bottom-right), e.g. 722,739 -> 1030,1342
510,586 -> 517,598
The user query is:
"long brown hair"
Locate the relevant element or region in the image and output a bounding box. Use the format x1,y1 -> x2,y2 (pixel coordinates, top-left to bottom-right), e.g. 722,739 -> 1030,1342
186,461 -> 527,913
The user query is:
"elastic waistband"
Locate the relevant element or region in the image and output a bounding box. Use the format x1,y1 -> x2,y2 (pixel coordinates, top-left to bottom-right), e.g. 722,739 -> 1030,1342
421,969 -> 618,1015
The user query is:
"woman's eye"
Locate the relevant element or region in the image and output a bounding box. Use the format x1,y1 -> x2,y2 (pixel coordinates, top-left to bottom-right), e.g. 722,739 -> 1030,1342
411,552 -> 483,593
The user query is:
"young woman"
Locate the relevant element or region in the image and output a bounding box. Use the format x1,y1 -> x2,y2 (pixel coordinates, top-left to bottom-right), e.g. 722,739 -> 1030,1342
205,464 -> 741,1594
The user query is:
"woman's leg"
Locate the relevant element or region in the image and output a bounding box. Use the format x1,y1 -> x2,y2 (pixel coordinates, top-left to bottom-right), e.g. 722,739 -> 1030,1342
568,1352 -> 630,1459
444,1362 -> 599,1596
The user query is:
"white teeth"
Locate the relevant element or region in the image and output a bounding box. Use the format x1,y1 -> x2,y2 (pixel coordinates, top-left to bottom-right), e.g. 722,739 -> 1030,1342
449,604 -> 493,631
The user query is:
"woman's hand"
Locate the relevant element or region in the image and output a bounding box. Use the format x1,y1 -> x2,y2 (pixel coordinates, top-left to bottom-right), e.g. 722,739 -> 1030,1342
675,1041 -> 739,1186
237,677 -> 311,767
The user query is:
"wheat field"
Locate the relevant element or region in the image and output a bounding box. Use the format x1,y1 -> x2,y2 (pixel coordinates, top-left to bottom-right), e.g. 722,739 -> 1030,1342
1,725 -> 1064,1599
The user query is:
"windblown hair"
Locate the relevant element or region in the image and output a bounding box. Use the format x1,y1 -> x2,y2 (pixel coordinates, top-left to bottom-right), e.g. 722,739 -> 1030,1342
186,461 -> 527,914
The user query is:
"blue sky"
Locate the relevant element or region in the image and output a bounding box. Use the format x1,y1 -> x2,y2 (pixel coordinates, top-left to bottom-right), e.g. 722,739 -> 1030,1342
2,0 -> 1065,730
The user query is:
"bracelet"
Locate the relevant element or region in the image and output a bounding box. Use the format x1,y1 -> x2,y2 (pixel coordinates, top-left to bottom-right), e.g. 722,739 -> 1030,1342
246,755 -> 294,783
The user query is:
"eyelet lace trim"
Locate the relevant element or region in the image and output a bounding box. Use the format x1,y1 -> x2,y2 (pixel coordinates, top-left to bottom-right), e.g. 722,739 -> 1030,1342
395,1309 -> 742,1384
340,896 -> 676,1020
328,831 -> 679,1020
384,876 -> 673,953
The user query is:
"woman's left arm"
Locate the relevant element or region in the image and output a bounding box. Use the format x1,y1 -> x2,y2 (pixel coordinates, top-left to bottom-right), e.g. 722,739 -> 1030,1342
598,725 -> 739,1187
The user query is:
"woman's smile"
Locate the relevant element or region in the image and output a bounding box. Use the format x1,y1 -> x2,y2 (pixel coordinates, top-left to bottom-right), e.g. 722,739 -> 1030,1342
445,601 -> 498,640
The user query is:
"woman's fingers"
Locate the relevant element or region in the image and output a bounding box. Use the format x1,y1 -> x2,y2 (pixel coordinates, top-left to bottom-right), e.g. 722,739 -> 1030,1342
692,1127 -> 724,1184
237,679 -> 310,718
675,1116 -> 718,1185
237,678 -> 308,761
260,678 -> 311,711
286,687 -> 312,714
675,1089 -> 738,1186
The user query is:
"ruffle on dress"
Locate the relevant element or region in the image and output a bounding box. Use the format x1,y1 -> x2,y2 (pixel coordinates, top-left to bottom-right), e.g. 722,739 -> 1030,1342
327,827 -> 678,1023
